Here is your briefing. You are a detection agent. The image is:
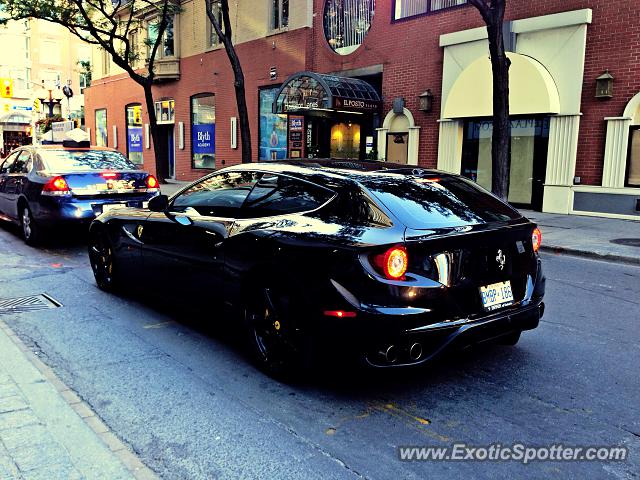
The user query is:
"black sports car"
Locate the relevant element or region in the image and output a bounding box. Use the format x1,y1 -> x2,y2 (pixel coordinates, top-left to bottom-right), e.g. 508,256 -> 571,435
88,159 -> 545,376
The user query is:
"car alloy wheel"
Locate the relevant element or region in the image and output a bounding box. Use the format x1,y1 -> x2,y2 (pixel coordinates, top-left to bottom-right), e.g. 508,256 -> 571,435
244,287 -> 302,378
20,205 -> 40,245
88,231 -> 117,291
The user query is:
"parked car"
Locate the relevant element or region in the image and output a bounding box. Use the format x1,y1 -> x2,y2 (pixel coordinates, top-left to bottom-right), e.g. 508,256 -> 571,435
0,143 -> 159,245
88,159 -> 545,377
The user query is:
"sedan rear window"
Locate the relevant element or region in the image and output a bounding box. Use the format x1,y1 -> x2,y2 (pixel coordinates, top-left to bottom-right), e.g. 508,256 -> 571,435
39,150 -> 136,172
362,174 -> 521,229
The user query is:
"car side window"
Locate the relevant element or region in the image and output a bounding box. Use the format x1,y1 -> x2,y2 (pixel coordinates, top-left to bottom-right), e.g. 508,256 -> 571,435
0,152 -> 19,174
241,174 -> 335,218
172,171 -> 261,217
11,151 -> 32,174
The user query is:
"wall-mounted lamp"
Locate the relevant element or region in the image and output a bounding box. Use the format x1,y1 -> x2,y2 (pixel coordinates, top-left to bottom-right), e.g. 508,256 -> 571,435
595,70 -> 614,99
418,89 -> 434,113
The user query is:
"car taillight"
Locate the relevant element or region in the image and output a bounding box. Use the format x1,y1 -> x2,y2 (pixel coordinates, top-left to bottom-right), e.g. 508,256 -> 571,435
371,246 -> 408,280
101,172 -> 117,179
42,176 -> 70,195
532,227 -> 542,253
146,175 -> 159,189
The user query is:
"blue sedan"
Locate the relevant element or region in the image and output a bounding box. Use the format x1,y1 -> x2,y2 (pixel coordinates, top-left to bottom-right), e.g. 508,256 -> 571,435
0,144 -> 160,245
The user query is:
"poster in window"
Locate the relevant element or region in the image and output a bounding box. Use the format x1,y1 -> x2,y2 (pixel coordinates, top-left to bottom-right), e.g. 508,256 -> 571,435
259,88 -> 287,160
128,127 -> 143,153
192,124 -> 215,155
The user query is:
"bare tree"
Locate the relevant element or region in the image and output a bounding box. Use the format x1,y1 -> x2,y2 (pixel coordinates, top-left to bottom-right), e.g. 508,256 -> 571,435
1,0 -> 180,181
468,0 -> 511,201
205,0 -> 252,163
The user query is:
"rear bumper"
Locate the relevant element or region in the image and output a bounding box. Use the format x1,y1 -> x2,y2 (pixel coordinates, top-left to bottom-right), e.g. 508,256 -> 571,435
32,193 -> 157,228
310,298 -> 544,368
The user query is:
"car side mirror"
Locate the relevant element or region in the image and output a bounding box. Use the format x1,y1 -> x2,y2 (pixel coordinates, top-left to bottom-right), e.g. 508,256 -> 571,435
148,194 -> 169,212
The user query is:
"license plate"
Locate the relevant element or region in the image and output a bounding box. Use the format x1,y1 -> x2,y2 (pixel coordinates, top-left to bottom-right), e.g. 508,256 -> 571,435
480,281 -> 514,311
101,203 -> 125,213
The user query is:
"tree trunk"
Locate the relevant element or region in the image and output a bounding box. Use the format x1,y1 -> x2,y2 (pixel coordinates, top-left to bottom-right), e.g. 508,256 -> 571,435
485,4 -> 511,201
142,83 -> 169,182
226,40 -> 252,163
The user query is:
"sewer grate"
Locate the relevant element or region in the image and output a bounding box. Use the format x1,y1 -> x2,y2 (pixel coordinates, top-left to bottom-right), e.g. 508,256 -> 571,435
610,238 -> 640,248
0,294 -> 62,315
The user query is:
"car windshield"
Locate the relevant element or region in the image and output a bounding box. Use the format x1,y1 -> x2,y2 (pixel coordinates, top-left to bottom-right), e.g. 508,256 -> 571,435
362,174 -> 522,229
38,150 -> 136,172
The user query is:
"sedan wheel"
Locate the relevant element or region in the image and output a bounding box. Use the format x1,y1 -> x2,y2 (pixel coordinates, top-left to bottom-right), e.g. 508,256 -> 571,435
244,287 -> 304,379
21,205 -> 41,246
88,231 -> 118,291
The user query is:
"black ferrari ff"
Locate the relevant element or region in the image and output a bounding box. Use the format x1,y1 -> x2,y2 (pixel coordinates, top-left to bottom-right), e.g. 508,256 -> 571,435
88,159 -> 545,376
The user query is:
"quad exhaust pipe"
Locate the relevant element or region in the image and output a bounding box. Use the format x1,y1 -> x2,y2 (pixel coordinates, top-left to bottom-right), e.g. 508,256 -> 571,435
409,342 -> 423,361
380,345 -> 398,363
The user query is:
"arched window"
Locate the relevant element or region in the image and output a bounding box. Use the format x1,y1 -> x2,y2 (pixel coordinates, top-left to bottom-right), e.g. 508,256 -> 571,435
125,104 -> 143,164
323,0 -> 375,56
191,93 -> 216,169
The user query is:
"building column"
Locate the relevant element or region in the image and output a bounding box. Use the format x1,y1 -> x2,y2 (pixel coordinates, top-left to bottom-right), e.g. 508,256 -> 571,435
407,126 -> 420,166
602,117 -> 633,188
543,115 -> 580,214
436,119 -> 463,173
376,127 -> 388,160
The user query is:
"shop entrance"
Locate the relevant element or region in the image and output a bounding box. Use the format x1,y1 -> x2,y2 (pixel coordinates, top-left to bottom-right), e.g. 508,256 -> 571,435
461,117 -> 550,210
272,71 -> 382,160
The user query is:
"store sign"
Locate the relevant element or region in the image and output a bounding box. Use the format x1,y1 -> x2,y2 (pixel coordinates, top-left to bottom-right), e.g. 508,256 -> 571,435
128,127 -> 143,153
333,97 -> 381,113
192,124 -> 215,154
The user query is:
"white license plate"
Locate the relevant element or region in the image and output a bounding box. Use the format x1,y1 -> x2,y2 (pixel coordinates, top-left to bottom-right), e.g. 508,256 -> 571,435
480,280 -> 514,311
102,203 -> 125,213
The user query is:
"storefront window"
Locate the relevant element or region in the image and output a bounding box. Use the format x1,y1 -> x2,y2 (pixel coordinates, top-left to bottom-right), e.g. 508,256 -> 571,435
627,127 -> 640,187
259,87 -> 288,160
155,99 -> 175,124
126,104 -> 143,165
191,93 -> 215,169
95,109 -> 108,147
324,0 -> 375,55
461,117 -> 550,207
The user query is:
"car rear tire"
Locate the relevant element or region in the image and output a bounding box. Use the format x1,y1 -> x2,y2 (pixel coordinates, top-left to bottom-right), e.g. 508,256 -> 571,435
20,204 -> 42,246
243,285 -> 308,380
499,331 -> 522,346
88,229 -> 119,292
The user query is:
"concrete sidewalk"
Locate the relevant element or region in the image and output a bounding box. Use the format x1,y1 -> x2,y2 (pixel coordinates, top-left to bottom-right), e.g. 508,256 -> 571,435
0,319 -> 156,480
522,210 -> 640,264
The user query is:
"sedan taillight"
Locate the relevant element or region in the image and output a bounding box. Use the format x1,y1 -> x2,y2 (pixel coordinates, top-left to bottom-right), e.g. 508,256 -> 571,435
371,246 -> 409,280
42,176 -> 70,196
532,227 -> 542,253
146,175 -> 159,189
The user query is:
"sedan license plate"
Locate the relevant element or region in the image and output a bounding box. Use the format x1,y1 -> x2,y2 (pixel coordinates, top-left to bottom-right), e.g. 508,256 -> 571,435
101,203 -> 125,213
480,281 -> 514,311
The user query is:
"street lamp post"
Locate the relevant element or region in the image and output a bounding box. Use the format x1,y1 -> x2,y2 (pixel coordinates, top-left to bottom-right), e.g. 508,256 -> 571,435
36,81 -> 63,119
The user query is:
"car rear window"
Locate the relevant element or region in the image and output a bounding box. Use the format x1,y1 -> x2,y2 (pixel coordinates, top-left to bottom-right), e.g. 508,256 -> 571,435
362,174 -> 521,229
38,150 -> 136,172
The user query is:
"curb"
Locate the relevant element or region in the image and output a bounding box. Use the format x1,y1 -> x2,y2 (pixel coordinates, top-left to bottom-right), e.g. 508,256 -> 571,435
540,245 -> 640,266
0,319 -> 159,480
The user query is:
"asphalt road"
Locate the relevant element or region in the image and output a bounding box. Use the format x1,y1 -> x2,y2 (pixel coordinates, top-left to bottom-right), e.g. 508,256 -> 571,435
0,223 -> 638,480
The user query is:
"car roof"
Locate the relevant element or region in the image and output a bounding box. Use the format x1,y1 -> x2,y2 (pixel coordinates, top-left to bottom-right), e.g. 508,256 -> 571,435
30,145 -> 118,152
227,158 -> 450,186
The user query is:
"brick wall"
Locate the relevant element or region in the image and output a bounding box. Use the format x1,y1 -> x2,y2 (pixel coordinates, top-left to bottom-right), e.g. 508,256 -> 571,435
86,0 -> 640,186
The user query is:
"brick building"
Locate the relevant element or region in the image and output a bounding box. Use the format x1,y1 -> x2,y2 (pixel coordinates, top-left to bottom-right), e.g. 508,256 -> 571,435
85,0 -> 640,219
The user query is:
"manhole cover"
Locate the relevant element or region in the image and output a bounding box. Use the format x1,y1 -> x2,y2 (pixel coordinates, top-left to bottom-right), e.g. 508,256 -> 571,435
610,238 -> 640,248
0,294 -> 62,314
